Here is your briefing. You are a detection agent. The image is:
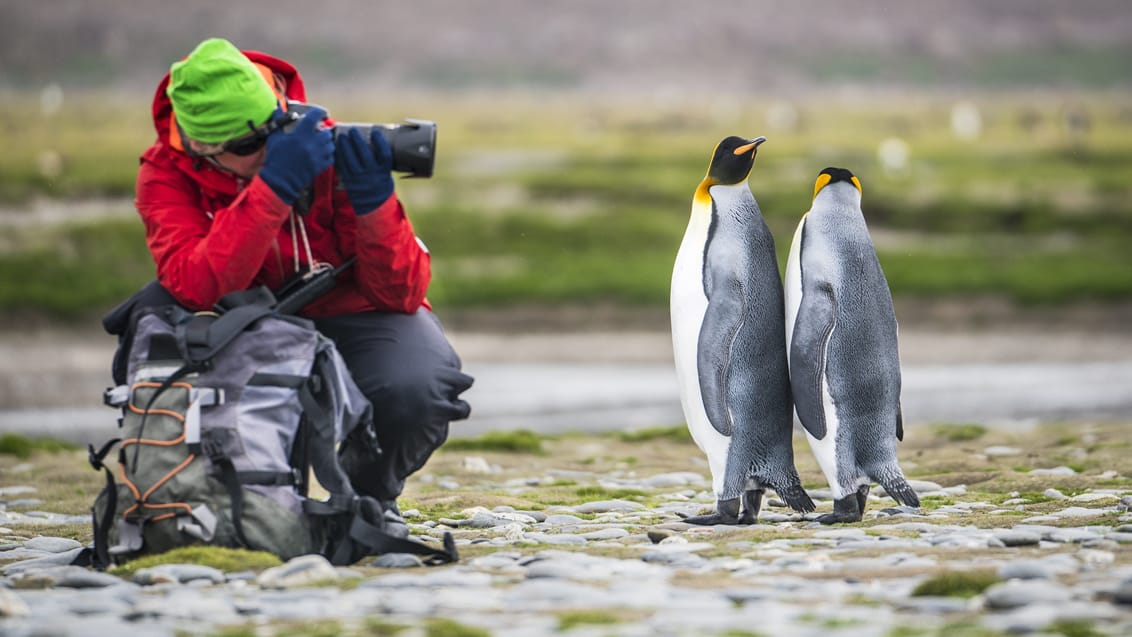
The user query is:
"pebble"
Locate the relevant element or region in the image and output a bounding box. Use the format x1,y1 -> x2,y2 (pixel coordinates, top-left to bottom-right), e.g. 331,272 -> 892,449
257,554 -> 337,589
0,473 -> 1129,637
134,564 -> 225,586
23,537 -> 81,553
371,553 -> 424,568
994,530 -> 1042,547
984,445 -> 1022,457
983,579 -> 1073,609
1030,466 -> 1078,476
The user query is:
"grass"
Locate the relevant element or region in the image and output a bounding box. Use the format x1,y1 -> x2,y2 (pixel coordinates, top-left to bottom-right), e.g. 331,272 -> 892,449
0,433 -> 78,458
556,610 -> 625,630
441,429 -> 545,454
930,423 -> 989,442
910,569 -> 1001,598
618,425 -> 693,443
424,619 -> 491,637
3,91 -> 1132,319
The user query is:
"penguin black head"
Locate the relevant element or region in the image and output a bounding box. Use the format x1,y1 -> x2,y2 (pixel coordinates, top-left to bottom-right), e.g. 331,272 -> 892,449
705,136 -> 766,186
813,166 -> 862,200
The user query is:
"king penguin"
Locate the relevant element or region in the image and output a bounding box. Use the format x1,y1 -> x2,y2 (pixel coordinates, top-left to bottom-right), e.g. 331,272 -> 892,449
784,167 -> 920,524
671,136 -> 815,525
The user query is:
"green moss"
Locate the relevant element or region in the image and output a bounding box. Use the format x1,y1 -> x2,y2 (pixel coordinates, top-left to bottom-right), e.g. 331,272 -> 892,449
931,423 -> 988,442
276,622 -> 344,637
108,546 -> 283,578
618,426 -> 693,443
556,610 -> 623,630
360,619 -> 411,636
911,570 -> 1000,598
919,496 -> 955,510
442,430 -> 544,454
1049,620 -> 1103,637
425,618 -> 492,637
574,486 -> 648,500
0,434 -> 78,458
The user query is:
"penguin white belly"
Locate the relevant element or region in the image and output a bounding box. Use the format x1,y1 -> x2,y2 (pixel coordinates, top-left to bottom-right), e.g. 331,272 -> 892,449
784,216 -> 844,499
671,209 -> 731,496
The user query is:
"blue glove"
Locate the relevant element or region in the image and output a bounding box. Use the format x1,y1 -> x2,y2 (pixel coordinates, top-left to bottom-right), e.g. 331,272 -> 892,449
258,106 -> 335,205
335,127 -> 395,215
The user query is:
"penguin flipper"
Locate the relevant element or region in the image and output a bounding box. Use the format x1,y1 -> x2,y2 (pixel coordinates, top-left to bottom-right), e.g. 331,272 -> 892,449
896,402 -> 905,441
697,279 -> 744,437
789,281 -> 837,440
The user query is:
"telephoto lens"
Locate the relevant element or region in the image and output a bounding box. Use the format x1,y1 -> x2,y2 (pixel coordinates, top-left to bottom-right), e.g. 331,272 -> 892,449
333,120 -> 437,178
283,101 -> 437,178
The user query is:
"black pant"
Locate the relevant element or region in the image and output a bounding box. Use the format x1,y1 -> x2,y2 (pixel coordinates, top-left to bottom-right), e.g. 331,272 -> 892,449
313,310 -> 473,500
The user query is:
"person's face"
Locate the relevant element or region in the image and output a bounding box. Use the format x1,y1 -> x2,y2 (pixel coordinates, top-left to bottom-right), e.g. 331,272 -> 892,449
207,145 -> 267,179
186,128 -> 270,179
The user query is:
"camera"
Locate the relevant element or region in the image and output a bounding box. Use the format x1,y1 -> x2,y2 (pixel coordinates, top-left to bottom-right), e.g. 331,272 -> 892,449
284,101 -> 437,178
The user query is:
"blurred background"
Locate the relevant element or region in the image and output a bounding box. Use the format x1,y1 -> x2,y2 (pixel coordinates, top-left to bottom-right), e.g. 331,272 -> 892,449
1,0 -> 1131,425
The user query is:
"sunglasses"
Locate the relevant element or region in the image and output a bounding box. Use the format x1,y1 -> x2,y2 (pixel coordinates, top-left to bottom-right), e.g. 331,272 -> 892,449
182,120 -> 273,158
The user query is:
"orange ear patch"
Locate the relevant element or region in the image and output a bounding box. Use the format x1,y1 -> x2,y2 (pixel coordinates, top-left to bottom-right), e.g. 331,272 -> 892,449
812,173 -> 832,200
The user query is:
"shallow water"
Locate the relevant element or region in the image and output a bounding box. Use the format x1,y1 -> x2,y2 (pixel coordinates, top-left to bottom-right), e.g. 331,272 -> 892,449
3,359 -> 1129,445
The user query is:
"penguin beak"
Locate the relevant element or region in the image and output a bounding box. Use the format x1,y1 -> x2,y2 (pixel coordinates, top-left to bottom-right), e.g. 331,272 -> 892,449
733,136 -> 767,156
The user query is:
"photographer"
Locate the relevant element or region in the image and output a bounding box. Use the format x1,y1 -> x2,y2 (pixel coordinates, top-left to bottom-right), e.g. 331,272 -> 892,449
129,37 -> 472,525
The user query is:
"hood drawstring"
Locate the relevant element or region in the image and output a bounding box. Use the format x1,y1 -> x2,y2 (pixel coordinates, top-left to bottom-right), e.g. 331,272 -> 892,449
289,210 -> 331,277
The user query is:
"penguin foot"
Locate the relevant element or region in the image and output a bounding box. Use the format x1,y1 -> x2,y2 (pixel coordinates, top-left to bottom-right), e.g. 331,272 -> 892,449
737,489 -> 764,525
814,511 -> 863,525
814,487 -> 869,525
681,497 -> 741,525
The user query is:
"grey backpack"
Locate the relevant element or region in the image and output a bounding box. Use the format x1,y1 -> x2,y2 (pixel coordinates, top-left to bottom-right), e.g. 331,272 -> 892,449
85,292 -> 457,568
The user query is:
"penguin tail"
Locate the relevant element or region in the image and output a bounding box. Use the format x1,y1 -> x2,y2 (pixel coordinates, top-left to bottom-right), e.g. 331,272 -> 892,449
774,483 -> 816,513
875,470 -> 920,508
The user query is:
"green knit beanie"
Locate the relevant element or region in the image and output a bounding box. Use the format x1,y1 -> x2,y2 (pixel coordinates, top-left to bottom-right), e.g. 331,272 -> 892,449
167,38 -> 278,144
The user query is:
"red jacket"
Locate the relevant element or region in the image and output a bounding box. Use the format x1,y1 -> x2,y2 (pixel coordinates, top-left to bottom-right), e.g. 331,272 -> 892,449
136,50 -> 430,317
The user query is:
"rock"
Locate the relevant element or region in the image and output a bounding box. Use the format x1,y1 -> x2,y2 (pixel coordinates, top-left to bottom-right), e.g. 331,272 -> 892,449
1070,493 -> 1118,503
257,554 -> 338,589
999,560 -> 1057,580
642,472 -> 706,488
372,553 -> 425,568
1030,467 -> 1078,476
983,580 -> 1072,609
574,500 -> 646,514
647,530 -> 672,544
1044,488 -> 1069,500
522,532 -> 587,546
983,446 -> 1022,457
2,548 -> 85,575
0,486 -> 36,497
55,568 -> 126,589
1113,582 -> 1132,605
0,587 -> 30,617
23,537 -> 82,553
1106,532 -> 1132,544
543,514 -> 586,526
994,530 -> 1041,547
580,527 -> 629,541
134,564 -> 225,586
461,456 -> 495,473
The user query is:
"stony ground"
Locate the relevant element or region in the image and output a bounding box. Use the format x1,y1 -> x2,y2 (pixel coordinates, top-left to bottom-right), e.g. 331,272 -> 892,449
2,419 -> 1131,637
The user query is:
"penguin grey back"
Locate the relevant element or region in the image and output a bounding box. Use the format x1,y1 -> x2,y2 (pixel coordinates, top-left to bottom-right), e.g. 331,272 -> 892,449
699,179 -> 797,497
795,169 -> 902,458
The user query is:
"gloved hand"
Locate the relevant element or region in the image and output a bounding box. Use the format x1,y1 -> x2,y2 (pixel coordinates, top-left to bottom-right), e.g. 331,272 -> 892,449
335,127 -> 395,215
258,106 -> 335,205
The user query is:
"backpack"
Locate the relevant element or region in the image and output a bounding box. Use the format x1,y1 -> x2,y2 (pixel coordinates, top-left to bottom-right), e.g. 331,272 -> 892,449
84,287 -> 457,568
